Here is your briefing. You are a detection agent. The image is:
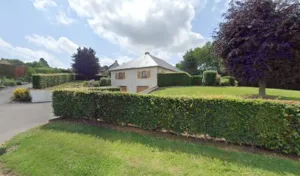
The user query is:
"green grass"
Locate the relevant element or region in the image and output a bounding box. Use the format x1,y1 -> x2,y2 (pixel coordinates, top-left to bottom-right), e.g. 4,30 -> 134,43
152,86 -> 300,101
1,122 -> 299,176
46,81 -> 85,90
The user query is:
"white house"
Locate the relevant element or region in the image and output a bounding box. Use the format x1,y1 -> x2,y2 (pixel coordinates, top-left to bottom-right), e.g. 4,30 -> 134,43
109,52 -> 181,93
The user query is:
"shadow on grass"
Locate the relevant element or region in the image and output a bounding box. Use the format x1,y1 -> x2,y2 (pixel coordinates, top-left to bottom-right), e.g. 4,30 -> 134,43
40,121 -> 300,175
0,147 -> 6,156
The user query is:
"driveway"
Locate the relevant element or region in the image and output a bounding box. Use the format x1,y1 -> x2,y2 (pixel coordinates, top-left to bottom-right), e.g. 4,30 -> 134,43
0,85 -> 54,144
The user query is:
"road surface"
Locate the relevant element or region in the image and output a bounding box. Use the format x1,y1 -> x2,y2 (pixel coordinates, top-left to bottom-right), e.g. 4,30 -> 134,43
0,85 -> 53,144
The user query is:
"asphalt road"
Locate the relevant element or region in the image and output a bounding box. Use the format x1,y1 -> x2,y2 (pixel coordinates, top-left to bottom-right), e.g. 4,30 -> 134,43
0,85 -> 54,144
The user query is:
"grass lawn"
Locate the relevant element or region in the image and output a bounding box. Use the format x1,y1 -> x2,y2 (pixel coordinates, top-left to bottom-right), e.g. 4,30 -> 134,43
0,122 -> 299,176
152,86 -> 300,101
46,81 -> 85,90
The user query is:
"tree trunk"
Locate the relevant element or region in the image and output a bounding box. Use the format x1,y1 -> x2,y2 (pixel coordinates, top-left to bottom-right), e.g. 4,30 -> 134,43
258,80 -> 266,98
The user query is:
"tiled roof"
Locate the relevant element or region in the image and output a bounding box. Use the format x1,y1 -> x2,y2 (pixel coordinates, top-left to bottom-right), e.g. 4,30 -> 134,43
109,52 -> 181,72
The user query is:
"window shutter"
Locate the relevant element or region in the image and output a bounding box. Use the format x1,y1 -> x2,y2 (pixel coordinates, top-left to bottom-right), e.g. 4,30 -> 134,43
115,73 -> 118,79
147,71 -> 151,78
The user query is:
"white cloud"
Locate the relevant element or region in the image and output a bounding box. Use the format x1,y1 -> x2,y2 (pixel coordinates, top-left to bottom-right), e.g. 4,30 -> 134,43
33,0 -> 57,10
25,35 -> 78,55
56,11 -> 75,25
0,38 -> 65,68
68,0 -> 206,61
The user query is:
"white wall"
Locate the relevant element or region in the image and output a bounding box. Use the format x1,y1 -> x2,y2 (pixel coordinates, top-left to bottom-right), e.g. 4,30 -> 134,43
30,89 -> 52,103
111,67 -> 158,93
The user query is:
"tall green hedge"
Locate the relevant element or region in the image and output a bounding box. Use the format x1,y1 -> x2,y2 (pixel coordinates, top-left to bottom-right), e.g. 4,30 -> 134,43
191,75 -> 202,86
202,70 -> 218,86
53,90 -> 300,156
157,72 -> 191,87
32,74 -> 75,89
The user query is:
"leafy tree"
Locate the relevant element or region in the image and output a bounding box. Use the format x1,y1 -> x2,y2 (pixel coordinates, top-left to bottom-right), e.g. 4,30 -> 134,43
213,0 -> 300,97
176,42 -> 224,75
72,47 -> 100,79
39,58 -> 49,68
177,49 -> 198,75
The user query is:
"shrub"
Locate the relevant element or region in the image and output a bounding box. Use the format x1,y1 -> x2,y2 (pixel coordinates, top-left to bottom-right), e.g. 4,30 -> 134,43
99,77 -> 111,86
158,72 -> 191,87
12,88 -> 31,102
53,90 -> 300,156
93,81 -> 100,87
32,74 -> 75,89
16,81 -> 22,85
0,84 -> 5,89
202,70 -> 218,86
191,75 -> 202,86
222,76 -> 236,86
83,81 -> 88,87
2,78 -> 17,87
220,78 -> 231,86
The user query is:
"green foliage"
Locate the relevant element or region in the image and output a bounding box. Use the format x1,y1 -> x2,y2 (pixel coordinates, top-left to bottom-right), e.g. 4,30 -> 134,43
176,42 -> 224,75
220,78 -> 231,86
87,87 -> 120,92
12,88 -> 31,102
99,77 -> 111,86
158,72 -> 191,87
222,76 -> 235,86
16,81 -> 22,85
202,70 -> 218,86
1,78 -> 17,87
93,81 -> 100,87
32,74 -> 75,89
53,90 -> 300,156
83,81 -> 88,87
191,75 -> 202,86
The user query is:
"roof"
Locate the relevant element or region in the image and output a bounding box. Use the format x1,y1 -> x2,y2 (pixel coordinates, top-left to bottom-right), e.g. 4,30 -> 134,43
109,52 -> 181,72
108,60 -> 119,70
0,60 -> 12,65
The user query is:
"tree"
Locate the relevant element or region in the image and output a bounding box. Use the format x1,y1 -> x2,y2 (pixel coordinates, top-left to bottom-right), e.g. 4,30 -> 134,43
72,47 -> 100,79
176,42 -> 224,75
39,58 -> 49,68
213,0 -> 300,97
177,49 -> 198,75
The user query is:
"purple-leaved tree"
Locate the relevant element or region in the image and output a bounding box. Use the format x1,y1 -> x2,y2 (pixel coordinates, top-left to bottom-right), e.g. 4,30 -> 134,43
213,0 -> 300,97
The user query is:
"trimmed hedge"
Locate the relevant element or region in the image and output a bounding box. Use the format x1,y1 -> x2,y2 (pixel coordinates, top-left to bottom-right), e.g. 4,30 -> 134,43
158,72 -> 191,87
100,77 -> 111,86
88,87 -> 120,92
202,70 -> 218,86
32,74 -> 75,89
222,76 -> 235,86
191,75 -> 202,86
220,77 -> 231,86
53,90 -> 300,156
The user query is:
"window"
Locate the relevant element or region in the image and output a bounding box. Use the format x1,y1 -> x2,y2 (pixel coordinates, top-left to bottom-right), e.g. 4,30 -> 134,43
115,72 -> 125,79
137,70 -> 151,79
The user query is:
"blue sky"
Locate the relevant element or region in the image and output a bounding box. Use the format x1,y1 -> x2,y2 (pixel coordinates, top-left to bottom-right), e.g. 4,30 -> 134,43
0,0 -> 229,68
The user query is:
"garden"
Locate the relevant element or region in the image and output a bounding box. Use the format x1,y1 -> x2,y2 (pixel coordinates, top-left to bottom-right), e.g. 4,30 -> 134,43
1,0 -> 300,175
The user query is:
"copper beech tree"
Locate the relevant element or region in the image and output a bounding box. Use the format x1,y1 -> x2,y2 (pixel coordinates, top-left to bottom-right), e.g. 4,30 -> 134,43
213,0 -> 300,97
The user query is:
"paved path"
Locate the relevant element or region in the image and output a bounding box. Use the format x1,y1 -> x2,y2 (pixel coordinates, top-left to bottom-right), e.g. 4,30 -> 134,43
0,85 -> 54,144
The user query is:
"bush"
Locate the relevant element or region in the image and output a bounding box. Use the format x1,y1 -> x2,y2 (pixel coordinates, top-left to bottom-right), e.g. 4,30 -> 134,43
2,78 -> 17,87
83,81 -> 88,87
158,72 -> 191,87
16,81 -> 22,85
32,74 -> 75,89
0,84 -> 5,89
222,76 -> 236,86
202,70 -> 218,86
191,75 -> 202,86
12,88 -> 31,102
93,81 -> 100,87
53,90 -> 300,156
99,77 -> 111,86
220,78 -> 231,86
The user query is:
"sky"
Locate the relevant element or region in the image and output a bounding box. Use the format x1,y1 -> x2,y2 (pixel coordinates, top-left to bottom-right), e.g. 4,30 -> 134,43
0,0 -> 230,68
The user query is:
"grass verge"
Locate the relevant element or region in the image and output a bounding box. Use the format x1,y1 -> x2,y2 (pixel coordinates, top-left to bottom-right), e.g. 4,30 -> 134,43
0,121 -> 299,176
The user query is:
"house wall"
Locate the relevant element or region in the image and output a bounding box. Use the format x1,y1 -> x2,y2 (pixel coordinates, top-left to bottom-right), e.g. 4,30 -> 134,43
111,67 -> 159,93
111,66 -> 177,93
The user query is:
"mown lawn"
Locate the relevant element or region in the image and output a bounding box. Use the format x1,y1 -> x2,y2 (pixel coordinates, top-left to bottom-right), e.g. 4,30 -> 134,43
152,86 -> 300,101
46,81 -> 85,90
0,122 -> 299,176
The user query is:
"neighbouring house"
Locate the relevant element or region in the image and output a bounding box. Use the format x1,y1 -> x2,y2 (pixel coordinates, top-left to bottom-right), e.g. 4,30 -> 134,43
110,52 -> 181,93
0,59 -> 27,78
97,60 -> 119,77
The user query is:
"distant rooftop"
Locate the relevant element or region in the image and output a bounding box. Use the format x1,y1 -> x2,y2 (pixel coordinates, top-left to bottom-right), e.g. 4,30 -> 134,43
0,60 -> 12,65
109,52 -> 181,72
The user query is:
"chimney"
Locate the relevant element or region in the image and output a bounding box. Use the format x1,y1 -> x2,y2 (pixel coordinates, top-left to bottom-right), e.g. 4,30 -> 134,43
145,52 -> 150,55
